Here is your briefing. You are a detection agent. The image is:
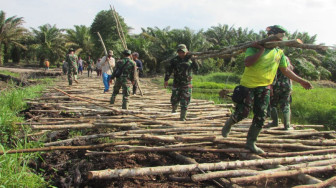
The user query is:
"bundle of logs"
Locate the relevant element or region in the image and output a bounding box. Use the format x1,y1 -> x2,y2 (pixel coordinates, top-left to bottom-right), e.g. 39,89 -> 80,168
6,75 -> 336,187
190,33 -> 329,60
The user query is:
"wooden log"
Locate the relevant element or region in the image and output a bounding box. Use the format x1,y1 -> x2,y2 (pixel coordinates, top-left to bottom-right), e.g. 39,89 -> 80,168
229,164 -> 336,184
265,148 -> 336,157
85,146 -> 250,156
292,176 -> 336,188
32,124 -> 95,130
0,141 -> 142,155
192,158 -> 336,182
87,154 -> 336,179
274,131 -> 335,139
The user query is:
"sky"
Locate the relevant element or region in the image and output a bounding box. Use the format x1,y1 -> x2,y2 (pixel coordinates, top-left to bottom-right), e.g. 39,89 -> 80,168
1,0 -> 335,46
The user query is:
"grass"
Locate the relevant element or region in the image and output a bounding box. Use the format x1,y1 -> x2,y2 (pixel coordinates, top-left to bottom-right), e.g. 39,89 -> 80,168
155,72 -> 336,129
0,78 -> 54,187
0,70 -> 20,78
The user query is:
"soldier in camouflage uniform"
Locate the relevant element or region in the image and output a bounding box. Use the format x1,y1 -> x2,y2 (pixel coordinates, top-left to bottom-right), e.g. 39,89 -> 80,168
268,56 -> 294,130
66,48 -> 79,85
110,50 -> 136,110
221,25 -> 312,154
164,44 -> 199,121
87,55 -> 94,77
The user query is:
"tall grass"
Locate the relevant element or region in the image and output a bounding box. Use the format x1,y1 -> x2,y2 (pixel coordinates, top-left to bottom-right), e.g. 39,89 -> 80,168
0,81 -> 51,187
0,70 -> 20,77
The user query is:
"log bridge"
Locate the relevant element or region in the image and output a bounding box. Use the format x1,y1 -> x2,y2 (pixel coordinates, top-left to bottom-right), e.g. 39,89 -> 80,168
9,74 -> 336,187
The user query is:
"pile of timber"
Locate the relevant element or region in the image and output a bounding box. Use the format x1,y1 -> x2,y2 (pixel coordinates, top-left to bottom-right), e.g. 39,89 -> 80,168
7,74 -> 336,187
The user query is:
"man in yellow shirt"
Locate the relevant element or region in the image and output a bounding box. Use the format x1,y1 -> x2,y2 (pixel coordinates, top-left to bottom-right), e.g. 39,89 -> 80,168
222,25 -> 312,154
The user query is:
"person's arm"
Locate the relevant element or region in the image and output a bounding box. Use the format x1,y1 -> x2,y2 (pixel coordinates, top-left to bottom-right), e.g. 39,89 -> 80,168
244,43 -> 265,67
164,60 -> 173,88
279,67 -> 313,89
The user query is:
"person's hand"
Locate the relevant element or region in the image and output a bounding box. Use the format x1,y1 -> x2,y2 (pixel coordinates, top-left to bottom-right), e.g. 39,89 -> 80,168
164,81 -> 168,88
251,42 -> 264,50
300,80 -> 313,90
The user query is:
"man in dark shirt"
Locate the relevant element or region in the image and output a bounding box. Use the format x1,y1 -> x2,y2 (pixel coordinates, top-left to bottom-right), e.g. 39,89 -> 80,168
132,52 -> 143,95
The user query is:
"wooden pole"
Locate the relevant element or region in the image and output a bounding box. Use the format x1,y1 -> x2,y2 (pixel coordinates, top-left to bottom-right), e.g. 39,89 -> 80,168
292,176 -> 336,188
87,154 -> 336,179
230,164 -> 336,184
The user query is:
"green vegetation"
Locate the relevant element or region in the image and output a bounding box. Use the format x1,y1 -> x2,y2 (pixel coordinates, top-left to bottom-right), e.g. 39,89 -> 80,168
0,82 -> 51,187
0,70 -> 20,77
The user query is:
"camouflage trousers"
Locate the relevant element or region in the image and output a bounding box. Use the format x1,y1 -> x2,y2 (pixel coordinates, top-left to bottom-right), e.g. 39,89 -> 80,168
171,84 -> 192,111
231,86 -> 271,128
111,79 -> 132,104
67,66 -> 77,85
270,83 -> 291,114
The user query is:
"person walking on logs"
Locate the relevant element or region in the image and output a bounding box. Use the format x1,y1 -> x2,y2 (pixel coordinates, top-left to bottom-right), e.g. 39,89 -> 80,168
96,58 -> 102,77
110,49 -> 136,110
221,25 -> 313,154
66,48 -> 79,85
44,59 -> 50,70
62,60 -> 68,75
164,44 -> 199,121
132,52 -> 143,95
98,50 -> 115,93
87,55 -> 94,77
268,56 -> 294,130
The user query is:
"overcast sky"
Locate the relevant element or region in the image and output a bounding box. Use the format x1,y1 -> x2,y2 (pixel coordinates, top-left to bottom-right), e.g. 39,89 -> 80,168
1,0 -> 335,45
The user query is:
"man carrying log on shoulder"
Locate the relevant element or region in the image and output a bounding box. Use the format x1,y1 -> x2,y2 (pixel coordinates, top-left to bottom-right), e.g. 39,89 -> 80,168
221,25 -> 313,154
110,50 -> 136,110
66,48 -> 79,85
164,44 -> 199,121
98,50 -> 115,93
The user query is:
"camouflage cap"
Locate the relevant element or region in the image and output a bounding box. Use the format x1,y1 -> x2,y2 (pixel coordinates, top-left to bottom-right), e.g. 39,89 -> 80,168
108,50 -> 113,56
122,49 -> 132,56
266,25 -> 287,35
177,44 -> 188,53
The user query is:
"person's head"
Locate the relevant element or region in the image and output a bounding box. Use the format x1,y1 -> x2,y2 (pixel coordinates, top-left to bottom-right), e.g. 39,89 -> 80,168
69,48 -> 75,54
266,25 -> 287,40
108,50 -> 113,57
177,44 -> 188,59
132,52 -> 139,60
88,55 -> 91,60
122,49 -> 132,57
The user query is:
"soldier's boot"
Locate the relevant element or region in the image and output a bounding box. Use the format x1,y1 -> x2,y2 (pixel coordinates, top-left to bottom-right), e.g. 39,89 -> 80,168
222,117 -> 236,138
267,107 -> 279,127
180,109 -> 187,121
172,105 -> 178,113
245,124 -> 265,154
283,111 -> 293,130
122,101 -> 129,110
110,95 -> 116,104
68,79 -> 72,86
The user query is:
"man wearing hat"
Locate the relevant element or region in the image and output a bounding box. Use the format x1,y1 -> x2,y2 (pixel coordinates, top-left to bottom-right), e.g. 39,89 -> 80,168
221,25 -> 312,154
98,50 -> 115,93
66,48 -> 79,85
110,49 -> 136,109
164,44 -> 199,121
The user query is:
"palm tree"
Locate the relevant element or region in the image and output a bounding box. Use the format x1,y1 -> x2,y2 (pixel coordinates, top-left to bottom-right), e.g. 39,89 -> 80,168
65,25 -> 93,58
0,10 -> 27,65
31,24 -> 66,66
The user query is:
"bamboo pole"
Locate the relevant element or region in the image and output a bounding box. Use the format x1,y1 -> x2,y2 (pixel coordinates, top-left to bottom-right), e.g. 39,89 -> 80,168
109,5 -> 126,49
87,154 -> 336,179
230,164 -> 336,184
265,148 -> 336,157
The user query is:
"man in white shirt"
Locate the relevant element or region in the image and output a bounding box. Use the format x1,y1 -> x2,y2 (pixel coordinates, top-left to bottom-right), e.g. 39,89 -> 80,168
98,50 -> 115,93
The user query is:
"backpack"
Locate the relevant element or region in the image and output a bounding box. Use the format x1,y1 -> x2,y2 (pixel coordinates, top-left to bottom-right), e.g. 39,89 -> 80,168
232,85 -> 249,103
113,59 -> 129,78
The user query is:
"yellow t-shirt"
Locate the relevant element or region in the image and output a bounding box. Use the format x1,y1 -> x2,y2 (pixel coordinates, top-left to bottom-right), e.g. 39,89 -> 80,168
240,47 -> 288,88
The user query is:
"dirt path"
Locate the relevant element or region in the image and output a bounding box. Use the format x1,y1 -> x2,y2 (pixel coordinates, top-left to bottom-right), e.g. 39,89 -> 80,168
21,72 -> 336,187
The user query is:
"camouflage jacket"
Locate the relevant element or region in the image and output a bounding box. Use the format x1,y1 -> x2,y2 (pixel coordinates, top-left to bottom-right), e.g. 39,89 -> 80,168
87,59 -> 94,69
274,69 -> 292,91
164,55 -> 199,86
66,54 -> 78,69
111,57 -> 136,82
